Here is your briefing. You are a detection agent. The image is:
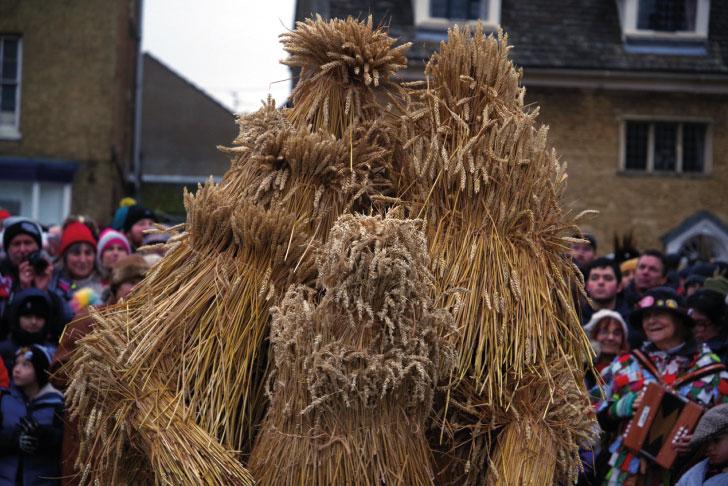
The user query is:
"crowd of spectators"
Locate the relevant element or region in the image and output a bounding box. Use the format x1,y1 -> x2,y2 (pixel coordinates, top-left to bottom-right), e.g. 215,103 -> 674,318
0,200 -> 165,485
571,234 -> 728,485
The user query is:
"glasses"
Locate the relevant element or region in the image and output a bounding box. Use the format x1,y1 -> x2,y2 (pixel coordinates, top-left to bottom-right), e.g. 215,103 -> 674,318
692,318 -> 713,329
597,329 -> 624,338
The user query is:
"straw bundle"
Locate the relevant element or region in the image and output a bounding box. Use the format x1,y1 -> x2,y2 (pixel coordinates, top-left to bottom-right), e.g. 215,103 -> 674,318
249,213 -> 455,485
396,23 -> 594,400
281,14 -> 410,136
64,300 -> 254,486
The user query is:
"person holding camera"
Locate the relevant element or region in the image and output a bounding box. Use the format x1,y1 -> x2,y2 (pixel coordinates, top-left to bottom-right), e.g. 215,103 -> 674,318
0,218 -> 73,341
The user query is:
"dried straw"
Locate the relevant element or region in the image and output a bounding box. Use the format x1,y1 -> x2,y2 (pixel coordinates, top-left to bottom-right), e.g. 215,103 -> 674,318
281,14 -> 410,137
249,213 -> 455,485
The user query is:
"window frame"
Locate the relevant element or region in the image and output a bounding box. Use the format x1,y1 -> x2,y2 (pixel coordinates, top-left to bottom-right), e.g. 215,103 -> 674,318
618,116 -> 713,176
413,0 -> 501,30
0,34 -> 22,141
616,0 -> 710,41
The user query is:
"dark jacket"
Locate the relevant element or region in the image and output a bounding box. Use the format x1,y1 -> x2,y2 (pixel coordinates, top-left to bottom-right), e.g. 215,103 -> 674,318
0,262 -> 73,342
0,383 -> 64,486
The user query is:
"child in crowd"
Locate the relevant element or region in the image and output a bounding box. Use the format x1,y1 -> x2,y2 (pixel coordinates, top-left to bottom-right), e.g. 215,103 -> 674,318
0,289 -> 57,375
677,403 -> 728,485
0,345 -> 63,485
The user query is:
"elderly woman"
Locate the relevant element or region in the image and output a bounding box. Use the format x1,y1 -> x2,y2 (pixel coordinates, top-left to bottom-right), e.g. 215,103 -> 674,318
584,309 -> 630,389
48,221 -> 104,302
688,288 -> 728,364
593,287 -> 728,486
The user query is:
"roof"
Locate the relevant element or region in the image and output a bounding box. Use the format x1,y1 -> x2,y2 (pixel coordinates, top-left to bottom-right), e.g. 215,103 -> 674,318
319,1 -> 728,75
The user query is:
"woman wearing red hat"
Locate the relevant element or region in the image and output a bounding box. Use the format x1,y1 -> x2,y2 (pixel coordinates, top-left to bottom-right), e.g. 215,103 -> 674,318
48,220 -> 104,304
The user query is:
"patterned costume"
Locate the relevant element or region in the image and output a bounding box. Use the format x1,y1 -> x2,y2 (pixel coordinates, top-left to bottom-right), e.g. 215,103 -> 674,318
593,340 -> 728,486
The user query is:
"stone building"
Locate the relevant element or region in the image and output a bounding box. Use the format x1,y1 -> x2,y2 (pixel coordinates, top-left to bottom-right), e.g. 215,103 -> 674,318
294,0 -> 728,258
0,0 -> 141,226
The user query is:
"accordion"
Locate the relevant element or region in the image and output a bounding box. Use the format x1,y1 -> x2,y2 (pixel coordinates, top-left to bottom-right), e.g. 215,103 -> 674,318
622,381 -> 703,469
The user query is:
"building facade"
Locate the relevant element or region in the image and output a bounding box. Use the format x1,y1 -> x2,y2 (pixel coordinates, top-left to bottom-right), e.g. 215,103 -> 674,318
0,0 -> 142,226
294,0 -> 728,256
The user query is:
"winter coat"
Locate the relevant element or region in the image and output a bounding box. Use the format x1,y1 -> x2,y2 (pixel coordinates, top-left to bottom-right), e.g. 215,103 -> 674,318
0,383 -> 63,486
676,458 -> 728,486
591,340 -> 728,486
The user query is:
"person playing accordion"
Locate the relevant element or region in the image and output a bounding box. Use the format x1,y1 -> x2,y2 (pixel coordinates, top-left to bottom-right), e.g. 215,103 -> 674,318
593,287 -> 728,486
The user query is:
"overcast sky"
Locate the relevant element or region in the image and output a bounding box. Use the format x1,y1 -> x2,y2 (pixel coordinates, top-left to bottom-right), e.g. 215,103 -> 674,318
142,0 -> 296,114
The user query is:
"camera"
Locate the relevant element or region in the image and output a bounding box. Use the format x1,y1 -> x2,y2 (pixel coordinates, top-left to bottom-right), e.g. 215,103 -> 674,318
26,251 -> 50,274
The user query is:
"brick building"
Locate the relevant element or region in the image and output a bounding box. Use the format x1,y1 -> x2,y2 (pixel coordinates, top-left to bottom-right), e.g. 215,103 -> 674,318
0,0 -> 142,226
294,0 -> 728,259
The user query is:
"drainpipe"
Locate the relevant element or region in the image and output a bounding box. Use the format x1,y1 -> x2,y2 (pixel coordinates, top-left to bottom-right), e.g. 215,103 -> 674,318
131,0 -> 144,199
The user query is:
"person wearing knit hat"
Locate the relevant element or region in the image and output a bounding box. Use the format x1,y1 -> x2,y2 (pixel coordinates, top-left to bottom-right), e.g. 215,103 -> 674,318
593,285 -> 728,486
111,197 -> 137,231
0,343 -> 64,485
48,221 -> 104,304
0,216 -> 55,315
620,257 -> 638,290
96,229 -> 131,283
0,289 -> 58,375
688,288 -> 728,364
583,309 -> 630,389
675,404 -> 728,485
123,204 -> 158,250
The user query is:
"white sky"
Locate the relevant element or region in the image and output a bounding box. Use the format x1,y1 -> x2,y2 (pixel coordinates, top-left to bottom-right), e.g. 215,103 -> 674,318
142,0 -> 296,114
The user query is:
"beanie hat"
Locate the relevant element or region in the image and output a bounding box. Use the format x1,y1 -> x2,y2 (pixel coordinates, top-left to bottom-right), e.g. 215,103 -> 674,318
690,403 -> 728,447
59,221 -> 97,257
16,344 -> 52,387
687,288 -> 727,328
11,288 -> 51,321
0,209 -> 10,222
111,197 -> 137,231
142,230 -> 170,247
123,205 -> 157,233
2,217 -> 43,251
97,228 -> 131,266
629,286 -> 694,330
110,254 -> 149,294
583,309 -> 628,355
704,277 -> 728,297
620,258 -> 638,275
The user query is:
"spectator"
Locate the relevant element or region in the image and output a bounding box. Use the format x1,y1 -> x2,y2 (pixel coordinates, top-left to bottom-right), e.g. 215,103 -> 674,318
592,287 -> 728,485
0,289 -> 57,375
0,218 -> 72,340
96,229 -> 131,285
619,257 -> 638,291
623,250 -> 669,310
583,258 -> 629,318
110,197 -> 137,231
48,221 -> 104,302
0,345 -> 63,486
123,205 -> 157,251
583,309 -> 629,389
140,227 -> 170,258
688,288 -> 728,364
50,253 -> 148,486
43,226 -> 62,260
676,404 -> 728,485
570,233 -> 597,270
684,262 -> 718,297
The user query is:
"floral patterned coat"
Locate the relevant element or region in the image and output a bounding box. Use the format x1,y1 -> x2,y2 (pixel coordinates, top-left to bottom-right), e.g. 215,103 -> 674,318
593,340 -> 728,486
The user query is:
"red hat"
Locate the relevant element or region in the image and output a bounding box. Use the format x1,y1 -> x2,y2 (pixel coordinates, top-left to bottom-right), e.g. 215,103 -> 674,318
0,209 -> 10,222
59,222 -> 97,256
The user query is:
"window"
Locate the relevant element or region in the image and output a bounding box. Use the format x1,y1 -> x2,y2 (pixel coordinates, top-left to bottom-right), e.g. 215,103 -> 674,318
622,120 -> 709,174
616,0 -> 710,39
414,0 -> 501,30
0,35 -> 21,140
637,0 -> 696,32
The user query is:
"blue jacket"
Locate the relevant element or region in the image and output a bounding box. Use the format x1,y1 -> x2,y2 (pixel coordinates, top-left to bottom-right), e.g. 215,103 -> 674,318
0,384 -> 64,486
676,458 -> 728,486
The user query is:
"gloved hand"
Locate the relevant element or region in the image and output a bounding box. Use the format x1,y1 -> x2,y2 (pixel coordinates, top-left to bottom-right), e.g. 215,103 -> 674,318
18,432 -> 38,454
19,417 -> 39,435
609,392 -> 637,419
